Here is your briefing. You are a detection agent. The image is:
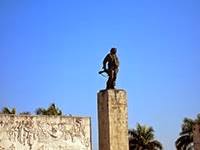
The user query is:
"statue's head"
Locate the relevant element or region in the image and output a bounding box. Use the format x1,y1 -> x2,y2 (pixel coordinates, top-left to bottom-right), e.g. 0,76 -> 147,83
110,47 -> 117,54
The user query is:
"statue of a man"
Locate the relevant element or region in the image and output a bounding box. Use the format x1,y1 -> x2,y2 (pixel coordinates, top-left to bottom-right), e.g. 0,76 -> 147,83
102,47 -> 120,89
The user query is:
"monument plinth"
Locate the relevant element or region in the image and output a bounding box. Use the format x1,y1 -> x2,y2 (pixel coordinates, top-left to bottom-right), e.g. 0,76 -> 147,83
193,123 -> 200,150
98,89 -> 129,150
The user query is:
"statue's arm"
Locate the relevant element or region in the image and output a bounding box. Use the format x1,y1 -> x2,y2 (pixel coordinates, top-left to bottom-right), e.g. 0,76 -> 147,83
103,54 -> 109,69
116,55 -> 120,67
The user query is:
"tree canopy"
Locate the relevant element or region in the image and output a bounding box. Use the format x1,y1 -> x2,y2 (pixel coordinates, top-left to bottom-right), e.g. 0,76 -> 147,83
175,113 -> 200,150
0,103 -> 63,116
129,123 -> 163,150
0,107 -> 16,114
35,103 -> 62,115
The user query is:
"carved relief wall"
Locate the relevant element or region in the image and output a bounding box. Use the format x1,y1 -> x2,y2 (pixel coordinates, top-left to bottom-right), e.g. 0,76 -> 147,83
0,115 -> 91,150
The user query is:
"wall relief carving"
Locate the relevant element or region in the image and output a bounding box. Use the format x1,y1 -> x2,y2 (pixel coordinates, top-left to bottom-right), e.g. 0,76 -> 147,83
0,115 -> 91,150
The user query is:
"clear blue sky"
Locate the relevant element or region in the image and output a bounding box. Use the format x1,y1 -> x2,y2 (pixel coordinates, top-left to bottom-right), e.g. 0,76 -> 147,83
0,0 -> 200,149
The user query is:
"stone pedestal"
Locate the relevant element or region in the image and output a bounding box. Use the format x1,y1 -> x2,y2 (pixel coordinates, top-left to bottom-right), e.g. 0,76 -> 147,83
193,123 -> 200,150
98,89 -> 129,150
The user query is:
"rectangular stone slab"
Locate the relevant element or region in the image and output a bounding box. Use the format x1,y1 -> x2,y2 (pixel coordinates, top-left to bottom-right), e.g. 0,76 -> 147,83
0,115 -> 91,150
98,89 -> 129,150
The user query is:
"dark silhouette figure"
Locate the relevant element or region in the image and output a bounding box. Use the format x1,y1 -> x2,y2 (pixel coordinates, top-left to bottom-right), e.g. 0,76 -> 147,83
102,48 -> 119,89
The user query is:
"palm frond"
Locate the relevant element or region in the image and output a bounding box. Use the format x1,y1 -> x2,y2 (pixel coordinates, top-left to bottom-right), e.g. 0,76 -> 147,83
129,123 -> 163,150
1,107 -> 16,114
145,126 -> 154,141
35,108 -> 47,115
175,133 -> 193,150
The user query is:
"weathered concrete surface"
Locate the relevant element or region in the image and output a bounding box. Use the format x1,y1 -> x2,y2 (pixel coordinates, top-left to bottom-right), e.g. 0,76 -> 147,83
0,115 -> 91,150
193,123 -> 200,150
98,89 -> 129,150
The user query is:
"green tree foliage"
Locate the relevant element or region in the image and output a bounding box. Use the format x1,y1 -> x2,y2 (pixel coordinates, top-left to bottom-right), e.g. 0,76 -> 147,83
175,113 -> 200,150
0,107 -> 16,114
19,112 -> 31,115
35,103 -> 62,115
129,123 -> 163,150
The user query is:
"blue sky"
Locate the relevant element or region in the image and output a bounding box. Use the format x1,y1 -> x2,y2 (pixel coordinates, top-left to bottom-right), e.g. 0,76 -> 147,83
0,0 -> 200,149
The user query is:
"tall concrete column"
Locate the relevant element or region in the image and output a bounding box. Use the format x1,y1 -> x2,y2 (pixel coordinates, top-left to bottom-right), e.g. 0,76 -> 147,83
98,89 -> 129,150
193,123 -> 200,150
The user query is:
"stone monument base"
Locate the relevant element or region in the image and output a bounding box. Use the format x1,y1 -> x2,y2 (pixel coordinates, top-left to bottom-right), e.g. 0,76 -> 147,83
193,123 -> 200,150
98,89 -> 129,150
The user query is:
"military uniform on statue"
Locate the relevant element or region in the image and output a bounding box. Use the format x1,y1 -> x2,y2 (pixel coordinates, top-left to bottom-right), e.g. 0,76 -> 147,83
101,47 -> 120,89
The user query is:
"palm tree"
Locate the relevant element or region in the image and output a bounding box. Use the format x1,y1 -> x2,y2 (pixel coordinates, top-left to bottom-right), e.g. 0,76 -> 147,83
0,107 -> 16,114
35,103 -> 62,115
129,123 -> 163,150
175,113 -> 200,150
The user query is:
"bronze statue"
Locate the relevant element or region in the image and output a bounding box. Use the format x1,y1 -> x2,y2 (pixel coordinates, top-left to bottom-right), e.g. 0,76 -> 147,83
99,48 -> 120,89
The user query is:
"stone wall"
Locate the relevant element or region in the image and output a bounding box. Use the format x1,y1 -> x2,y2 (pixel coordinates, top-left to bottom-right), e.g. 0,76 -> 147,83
0,115 -> 91,150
